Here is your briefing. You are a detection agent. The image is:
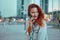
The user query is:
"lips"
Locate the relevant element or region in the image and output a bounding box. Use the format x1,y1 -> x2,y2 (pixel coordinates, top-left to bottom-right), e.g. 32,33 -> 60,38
34,16 -> 37,17
33,16 -> 37,19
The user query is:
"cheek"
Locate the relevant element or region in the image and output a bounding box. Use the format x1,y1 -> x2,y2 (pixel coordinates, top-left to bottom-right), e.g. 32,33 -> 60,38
30,13 -> 34,16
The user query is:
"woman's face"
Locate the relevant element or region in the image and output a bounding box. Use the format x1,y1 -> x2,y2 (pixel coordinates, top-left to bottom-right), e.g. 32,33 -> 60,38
30,7 -> 39,19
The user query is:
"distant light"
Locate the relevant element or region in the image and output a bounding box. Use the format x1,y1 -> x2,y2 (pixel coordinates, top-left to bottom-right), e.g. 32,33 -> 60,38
0,19 -> 2,22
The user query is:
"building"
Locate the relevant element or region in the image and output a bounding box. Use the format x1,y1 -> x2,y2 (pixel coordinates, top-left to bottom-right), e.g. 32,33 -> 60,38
0,11 -> 2,18
17,0 -> 48,18
17,0 -> 31,18
40,0 -> 48,13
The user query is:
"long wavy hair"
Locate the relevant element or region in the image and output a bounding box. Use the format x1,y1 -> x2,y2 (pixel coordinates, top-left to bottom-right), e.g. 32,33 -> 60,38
28,4 -> 44,26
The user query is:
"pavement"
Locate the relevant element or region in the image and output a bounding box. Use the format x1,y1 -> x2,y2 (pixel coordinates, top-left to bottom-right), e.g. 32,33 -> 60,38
0,23 -> 60,40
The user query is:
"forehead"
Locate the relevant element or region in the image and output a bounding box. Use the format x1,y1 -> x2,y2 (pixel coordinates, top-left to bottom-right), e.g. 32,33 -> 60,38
30,7 -> 38,12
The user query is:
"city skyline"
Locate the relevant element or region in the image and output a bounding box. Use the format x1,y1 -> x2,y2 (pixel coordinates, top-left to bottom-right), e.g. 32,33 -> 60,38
0,0 -> 60,17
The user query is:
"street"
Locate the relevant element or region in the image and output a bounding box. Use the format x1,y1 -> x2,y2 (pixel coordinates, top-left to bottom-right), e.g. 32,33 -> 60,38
0,23 -> 60,40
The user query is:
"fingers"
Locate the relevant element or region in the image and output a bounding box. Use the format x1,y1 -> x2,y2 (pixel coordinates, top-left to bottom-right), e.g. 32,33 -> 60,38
30,17 -> 34,21
28,17 -> 35,26
29,17 -> 35,23
32,20 -> 35,23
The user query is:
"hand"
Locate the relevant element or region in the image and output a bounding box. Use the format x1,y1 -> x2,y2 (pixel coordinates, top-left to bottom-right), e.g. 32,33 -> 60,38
28,17 -> 35,26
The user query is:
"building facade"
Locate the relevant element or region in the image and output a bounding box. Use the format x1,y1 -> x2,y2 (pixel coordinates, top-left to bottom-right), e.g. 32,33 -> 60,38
17,0 -> 48,18
40,0 -> 48,13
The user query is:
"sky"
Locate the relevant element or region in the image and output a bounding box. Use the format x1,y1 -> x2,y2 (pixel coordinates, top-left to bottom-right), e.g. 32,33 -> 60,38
48,0 -> 59,12
0,0 -> 17,17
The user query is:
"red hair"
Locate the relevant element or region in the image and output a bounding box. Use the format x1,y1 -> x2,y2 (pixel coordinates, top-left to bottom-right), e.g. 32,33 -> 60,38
28,4 -> 44,26
28,4 -> 44,36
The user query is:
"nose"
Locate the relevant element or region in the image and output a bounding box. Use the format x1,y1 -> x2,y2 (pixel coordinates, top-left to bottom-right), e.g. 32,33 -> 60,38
34,13 -> 36,16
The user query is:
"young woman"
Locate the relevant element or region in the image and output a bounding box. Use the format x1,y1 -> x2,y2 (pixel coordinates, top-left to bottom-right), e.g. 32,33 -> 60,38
26,4 -> 50,40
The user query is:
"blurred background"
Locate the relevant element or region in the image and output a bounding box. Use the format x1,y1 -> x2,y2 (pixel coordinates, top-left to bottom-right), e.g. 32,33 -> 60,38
0,0 -> 60,40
